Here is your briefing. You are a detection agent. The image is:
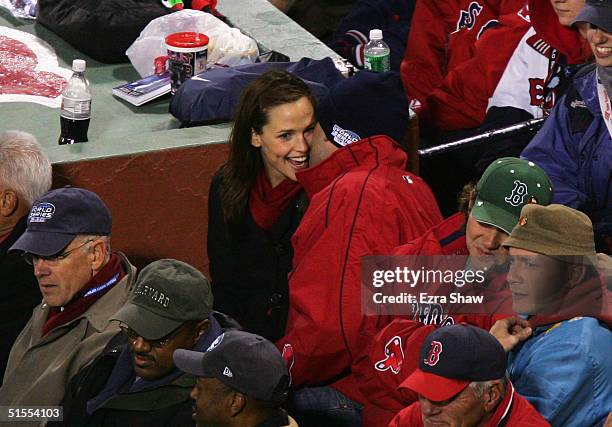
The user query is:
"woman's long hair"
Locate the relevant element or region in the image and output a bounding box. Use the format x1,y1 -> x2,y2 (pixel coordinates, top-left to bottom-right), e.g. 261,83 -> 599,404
220,70 -> 317,226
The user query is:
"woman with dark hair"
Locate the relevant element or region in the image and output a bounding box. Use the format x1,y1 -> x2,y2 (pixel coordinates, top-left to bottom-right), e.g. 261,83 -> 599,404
207,70 -> 317,341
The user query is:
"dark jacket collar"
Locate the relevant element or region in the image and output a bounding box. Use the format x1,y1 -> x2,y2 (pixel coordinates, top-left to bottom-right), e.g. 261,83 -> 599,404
255,408 -> 290,427
87,315 -> 223,414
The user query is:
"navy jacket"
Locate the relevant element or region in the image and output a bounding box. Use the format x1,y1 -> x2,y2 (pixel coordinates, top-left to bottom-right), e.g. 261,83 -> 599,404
522,65 -> 611,252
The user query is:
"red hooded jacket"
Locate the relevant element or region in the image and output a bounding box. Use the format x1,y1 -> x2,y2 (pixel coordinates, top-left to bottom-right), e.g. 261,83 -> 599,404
401,0 -> 524,112
275,136 -> 442,388
415,0 -> 592,132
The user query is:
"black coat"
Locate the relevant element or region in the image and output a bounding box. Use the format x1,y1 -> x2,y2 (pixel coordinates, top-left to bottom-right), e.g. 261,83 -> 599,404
37,0 -> 170,64
207,173 -> 307,341
54,312 -> 240,427
0,216 -> 41,383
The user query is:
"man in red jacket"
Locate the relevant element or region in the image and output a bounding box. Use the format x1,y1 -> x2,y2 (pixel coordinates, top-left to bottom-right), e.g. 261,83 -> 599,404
389,324 -> 549,426
401,0 -> 524,114
351,158 -> 552,426
276,71 -> 443,425
414,0 -> 591,215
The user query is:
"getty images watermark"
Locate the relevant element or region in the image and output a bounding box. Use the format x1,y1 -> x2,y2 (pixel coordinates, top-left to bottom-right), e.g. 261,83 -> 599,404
361,254 -> 610,321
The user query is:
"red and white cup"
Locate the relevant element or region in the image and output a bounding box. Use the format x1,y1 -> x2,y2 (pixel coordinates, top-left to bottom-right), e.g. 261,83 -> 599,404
165,32 -> 209,94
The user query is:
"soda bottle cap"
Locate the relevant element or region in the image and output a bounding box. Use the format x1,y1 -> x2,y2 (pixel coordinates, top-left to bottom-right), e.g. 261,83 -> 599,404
72,59 -> 86,72
369,29 -> 383,40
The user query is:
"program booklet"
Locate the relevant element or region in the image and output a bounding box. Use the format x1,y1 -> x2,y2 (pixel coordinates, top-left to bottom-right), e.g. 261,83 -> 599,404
112,72 -> 171,106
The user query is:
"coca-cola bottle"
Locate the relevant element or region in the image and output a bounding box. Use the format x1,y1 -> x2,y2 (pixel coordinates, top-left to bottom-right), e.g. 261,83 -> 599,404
58,59 -> 91,145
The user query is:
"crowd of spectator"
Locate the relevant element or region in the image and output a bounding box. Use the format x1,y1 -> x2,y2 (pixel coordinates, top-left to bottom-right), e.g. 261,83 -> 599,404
0,0 -> 611,426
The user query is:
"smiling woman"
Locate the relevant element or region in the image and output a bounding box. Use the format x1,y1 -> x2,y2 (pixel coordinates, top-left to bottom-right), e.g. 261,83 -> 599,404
521,0 -> 612,253
207,70 -> 318,340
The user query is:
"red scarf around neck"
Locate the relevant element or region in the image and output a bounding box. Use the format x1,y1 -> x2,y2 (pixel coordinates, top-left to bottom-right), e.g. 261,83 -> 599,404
42,253 -> 125,336
249,171 -> 301,230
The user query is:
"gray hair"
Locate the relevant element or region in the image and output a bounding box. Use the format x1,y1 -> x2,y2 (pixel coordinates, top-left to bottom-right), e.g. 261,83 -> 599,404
79,235 -> 112,263
469,377 -> 507,399
0,131 -> 52,206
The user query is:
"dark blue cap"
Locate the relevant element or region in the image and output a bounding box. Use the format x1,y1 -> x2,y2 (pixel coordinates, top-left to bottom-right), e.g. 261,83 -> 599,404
10,187 -> 112,256
400,325 -> 506,401
572,0 -> 612,33
316,71 -> 410,147
174,330 -> 289,403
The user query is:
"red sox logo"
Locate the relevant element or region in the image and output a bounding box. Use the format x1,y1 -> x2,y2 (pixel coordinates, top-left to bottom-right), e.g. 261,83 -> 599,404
517,4 -> 531,22
456,1 -> 483,32
424,340 -> 443,366
529,78 -> 555,111
412,302 -> 454,326
476,19 -> 498,40
505,180 -> 529,206
375,336 -> 404,374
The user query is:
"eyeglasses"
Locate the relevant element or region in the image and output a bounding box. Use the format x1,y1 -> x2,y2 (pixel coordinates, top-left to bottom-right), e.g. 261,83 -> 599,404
22,239 -> 94,266
120,323 -> 186,348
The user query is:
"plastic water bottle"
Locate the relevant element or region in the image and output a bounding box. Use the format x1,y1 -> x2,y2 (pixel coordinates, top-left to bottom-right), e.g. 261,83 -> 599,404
364,29 -> 390,73
58,59 -> 91,145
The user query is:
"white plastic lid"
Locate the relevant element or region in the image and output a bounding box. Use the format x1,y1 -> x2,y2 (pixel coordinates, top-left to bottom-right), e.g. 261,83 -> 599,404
369,29 -> 383,40
72,59 -> 86,72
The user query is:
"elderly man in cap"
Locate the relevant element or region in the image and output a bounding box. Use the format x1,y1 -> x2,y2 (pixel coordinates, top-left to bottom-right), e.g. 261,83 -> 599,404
389,324 -> 548,426
0,130 -> 52,382
174,329 -> 294,427
56,258 -> 227,426
489,204 -> 612,426
0,187 -> 135,410
275,71 -> 442,421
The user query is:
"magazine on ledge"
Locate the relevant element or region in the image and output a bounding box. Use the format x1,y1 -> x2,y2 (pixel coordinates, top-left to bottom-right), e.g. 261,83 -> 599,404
112,72 -> 171,106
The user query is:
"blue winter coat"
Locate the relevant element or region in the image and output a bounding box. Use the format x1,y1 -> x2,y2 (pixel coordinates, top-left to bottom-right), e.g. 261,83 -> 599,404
507,317 -> 612,427
521,65 -> 612,246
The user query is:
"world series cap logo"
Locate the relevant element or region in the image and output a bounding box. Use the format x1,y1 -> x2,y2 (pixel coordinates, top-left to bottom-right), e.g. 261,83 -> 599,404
330,124 -> 360,147
29,203 -> 55,223
206,333 -> 225,352
424,341 -> 443,366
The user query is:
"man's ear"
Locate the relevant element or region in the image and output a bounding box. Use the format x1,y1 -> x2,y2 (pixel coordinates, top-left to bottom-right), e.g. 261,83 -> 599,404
193,319 -> 210,345
251,130 -> 262,148
229,392 -> 247,417
565,263 -> 587,289
482,380 -> 504,413
0,189 -> 19,217
90,238 -> 108,271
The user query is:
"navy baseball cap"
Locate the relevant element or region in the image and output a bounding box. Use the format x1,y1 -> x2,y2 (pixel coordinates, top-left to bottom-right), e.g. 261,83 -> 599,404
572,0 -> 612,33
173,330 -> 289,403
10,187 -> 112,256
400,325 -> 506,402
316,71 -> 410,147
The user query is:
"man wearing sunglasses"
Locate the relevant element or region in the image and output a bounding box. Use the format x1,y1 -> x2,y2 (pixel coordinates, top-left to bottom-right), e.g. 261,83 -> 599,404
55,259 -> 227,427
0,187 -> 136,411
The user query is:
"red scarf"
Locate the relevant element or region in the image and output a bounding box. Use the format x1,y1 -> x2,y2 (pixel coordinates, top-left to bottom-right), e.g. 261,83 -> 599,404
249,171 -> 301,230
527,273 -> 612,330
43,253 -> 126,336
